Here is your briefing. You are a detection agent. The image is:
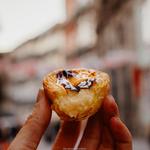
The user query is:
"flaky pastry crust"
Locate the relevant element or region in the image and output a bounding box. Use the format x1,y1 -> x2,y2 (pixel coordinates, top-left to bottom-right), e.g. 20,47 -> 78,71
43,68 -> 110,120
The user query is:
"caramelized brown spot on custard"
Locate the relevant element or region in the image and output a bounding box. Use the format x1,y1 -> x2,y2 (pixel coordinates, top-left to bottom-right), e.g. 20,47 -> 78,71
56,70 -> 96,92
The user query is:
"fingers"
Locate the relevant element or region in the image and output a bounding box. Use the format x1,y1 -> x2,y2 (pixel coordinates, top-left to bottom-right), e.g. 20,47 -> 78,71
98,126 -> 114,150
8,89 -> 52,150
52,121 -> 81,150
78,112 -> 102,149
78,95 -> 132,150
110,117 -> 132,150
78,95 -> 119,149
102,95 -> 119,125
102,95 -> 132,149
96,96 -> 119,150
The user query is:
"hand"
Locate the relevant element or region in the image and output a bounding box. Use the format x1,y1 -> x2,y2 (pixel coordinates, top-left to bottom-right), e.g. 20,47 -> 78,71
8,89 -> 132,150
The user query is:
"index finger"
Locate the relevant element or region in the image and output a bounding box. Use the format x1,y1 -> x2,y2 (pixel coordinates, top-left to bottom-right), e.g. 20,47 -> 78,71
8,89 -> 52,150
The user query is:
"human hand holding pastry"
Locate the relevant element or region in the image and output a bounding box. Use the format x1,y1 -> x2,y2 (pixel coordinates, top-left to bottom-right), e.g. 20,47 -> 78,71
8,69 -> 132,150
8,90 -> 132,150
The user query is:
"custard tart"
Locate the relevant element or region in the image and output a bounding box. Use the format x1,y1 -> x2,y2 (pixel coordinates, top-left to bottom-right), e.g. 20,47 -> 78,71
43,68 -> 110,121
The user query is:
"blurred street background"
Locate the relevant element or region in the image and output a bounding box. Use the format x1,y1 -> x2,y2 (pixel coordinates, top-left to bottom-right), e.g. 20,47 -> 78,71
0,0 -> 150,149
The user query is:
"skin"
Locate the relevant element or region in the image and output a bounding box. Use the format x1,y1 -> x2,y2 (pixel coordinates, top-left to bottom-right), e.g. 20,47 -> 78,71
8,89 -> 132,150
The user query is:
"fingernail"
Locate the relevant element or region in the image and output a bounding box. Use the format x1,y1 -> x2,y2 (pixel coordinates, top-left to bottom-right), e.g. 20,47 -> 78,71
108,95 -> 115,101
36,89 -> 43,103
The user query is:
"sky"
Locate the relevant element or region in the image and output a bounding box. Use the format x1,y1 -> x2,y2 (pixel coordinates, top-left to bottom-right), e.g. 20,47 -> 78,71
0,0 -> 150,53
0,0 -> 66,53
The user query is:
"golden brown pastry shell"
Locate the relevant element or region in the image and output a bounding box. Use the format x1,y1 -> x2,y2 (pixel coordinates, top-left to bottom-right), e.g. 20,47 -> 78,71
43,68 -> 110,121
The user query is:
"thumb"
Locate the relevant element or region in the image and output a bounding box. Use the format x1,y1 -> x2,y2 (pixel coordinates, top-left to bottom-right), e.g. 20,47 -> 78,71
8,89 -> 52,150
